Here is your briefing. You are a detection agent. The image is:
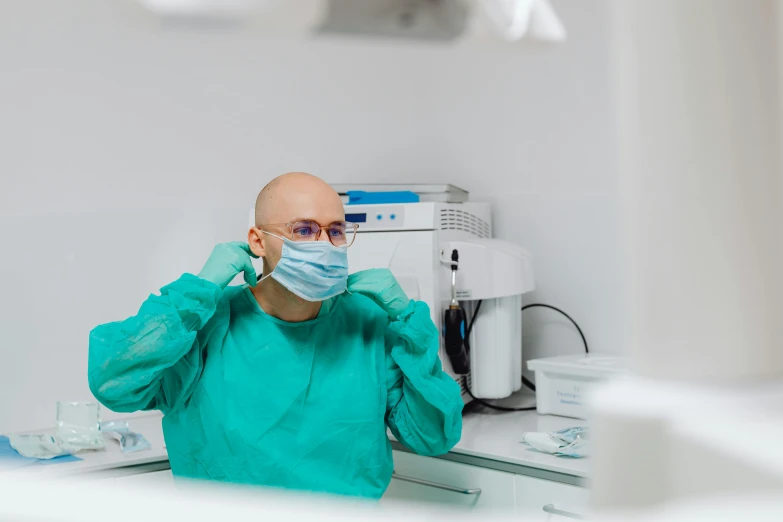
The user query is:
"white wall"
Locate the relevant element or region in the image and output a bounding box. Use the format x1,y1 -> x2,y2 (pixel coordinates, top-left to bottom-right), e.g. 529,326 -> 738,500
0,0 -> 624,432
430,1 -> 625,371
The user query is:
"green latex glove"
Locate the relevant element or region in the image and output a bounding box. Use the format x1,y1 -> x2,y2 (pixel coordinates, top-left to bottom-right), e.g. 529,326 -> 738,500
198,242 -> 259,289
347,268 -> 411,320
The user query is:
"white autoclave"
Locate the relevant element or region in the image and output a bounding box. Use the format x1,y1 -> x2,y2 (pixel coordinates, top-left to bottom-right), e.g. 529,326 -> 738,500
345,201 -> 535,401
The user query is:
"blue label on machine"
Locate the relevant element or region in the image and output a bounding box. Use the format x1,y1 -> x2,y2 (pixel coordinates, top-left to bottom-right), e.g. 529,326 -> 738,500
347,191 -> 419,205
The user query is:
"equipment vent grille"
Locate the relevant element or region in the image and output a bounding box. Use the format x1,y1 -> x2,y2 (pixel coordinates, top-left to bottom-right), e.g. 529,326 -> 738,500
439,208 -> 490,238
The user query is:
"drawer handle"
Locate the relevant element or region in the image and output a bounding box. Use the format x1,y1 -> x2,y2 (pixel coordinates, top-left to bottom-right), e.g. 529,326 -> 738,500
542,504 -> 586,520
391,472 -> 482,496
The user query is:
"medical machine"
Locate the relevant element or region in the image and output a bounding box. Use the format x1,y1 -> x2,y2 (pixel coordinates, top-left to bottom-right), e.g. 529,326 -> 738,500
344,200 -> 535,401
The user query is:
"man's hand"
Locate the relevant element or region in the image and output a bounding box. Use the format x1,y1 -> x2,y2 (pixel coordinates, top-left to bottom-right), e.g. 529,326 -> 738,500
198,242 -> 259,289
347,268 -> 410,320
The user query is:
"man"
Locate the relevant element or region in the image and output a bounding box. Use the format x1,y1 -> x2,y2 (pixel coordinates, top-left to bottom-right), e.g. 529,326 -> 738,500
88,172 -> 463,499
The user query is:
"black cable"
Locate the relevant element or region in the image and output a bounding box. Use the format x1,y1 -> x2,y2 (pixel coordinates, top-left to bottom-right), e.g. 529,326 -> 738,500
464,300 -> 482,350
519,304 -> 588,393
465,384 -> 537,412
521,303 -> 589,354
463,301 -> 589,412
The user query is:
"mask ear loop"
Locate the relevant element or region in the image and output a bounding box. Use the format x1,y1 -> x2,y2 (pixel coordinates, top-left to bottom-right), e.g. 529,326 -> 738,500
341,238 -> 357,297
255,229 -> 288,283
343,241 -> 353,296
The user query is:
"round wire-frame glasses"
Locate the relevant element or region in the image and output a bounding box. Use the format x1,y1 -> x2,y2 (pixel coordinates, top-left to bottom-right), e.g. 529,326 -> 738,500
259,220 -> 359,247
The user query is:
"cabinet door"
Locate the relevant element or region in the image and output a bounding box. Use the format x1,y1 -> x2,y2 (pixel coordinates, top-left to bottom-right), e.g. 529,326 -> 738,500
381,450 -> 516,511
514,474 -> 589,521
112,469 -> 175,486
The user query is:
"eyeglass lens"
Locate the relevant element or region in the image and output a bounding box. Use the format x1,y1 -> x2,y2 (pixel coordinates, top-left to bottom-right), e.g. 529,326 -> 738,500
291,221 -> 356,246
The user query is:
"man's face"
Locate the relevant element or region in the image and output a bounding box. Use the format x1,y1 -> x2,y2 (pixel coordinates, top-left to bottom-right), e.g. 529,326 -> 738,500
248,175 -> 346,275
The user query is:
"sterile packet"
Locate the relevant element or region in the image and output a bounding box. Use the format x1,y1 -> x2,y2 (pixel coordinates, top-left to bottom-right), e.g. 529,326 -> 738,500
553,426 -> 588,444
9,434 -> 71,460
100,421 -> 151,453
521,426 -> 589,458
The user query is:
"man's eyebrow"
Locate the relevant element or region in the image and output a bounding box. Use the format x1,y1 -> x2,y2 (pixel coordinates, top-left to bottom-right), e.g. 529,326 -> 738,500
290,218 -> 344,225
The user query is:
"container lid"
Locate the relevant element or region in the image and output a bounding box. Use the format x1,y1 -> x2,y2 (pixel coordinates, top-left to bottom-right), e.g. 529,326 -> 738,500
527,354 -> 627,378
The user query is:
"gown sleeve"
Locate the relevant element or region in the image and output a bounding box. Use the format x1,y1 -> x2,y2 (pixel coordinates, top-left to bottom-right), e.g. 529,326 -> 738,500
88,273 -> 227,415
384,300 -> 463,456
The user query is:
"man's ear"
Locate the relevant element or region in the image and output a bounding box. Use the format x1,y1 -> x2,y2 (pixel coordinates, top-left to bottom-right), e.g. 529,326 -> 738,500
248,227 -> 266,258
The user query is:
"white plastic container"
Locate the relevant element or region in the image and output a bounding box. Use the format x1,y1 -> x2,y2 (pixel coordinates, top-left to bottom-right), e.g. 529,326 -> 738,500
527,354 -> 627,419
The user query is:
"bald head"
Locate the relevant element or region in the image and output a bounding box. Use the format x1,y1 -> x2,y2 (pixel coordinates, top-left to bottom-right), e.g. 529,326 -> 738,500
254,172 -> 343,227
248,172 -> 346,310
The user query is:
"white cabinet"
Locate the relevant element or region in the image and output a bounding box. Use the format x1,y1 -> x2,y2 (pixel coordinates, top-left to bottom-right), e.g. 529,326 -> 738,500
381,450 -> 516,510
87,462 -> 175,488
382,450 -> 589,519
515,474 -> 589,520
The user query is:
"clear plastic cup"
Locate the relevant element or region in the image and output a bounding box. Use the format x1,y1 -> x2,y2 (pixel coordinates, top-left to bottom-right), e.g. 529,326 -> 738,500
56,401 -> 105,451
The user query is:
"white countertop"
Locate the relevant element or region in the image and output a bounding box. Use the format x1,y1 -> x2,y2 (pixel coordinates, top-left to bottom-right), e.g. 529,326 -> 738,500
456,408 -> 588,478
2,415 -> 168,479
3,409 -> 588,479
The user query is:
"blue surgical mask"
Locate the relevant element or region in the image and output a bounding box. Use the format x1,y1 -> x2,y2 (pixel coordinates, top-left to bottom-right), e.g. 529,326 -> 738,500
259,232 -> 349,302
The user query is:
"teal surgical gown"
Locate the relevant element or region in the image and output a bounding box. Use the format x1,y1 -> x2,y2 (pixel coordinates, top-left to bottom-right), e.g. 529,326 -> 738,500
88,274 -> 463,498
